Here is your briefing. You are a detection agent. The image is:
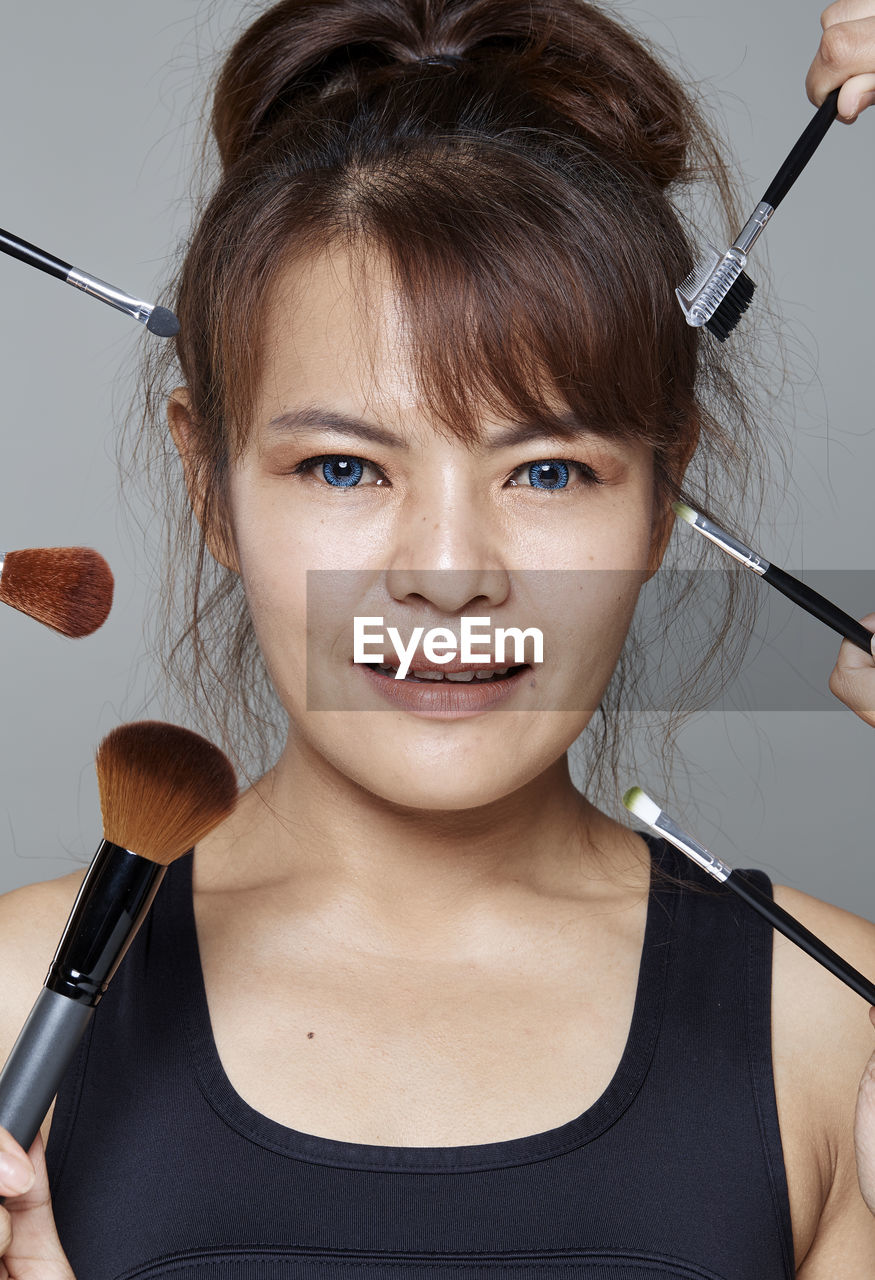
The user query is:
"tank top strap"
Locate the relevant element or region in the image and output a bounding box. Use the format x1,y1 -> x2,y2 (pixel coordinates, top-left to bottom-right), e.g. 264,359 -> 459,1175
647,841 -> 795,1276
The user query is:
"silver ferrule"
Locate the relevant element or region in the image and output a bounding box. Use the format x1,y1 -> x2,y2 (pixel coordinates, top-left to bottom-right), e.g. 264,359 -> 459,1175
688,511 -> 770,574
652,810 -> 731,883
732,201 -> 775,255
65,267 -> 153,327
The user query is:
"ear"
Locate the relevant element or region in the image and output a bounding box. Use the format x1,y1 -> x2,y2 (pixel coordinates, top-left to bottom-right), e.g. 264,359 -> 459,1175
167,388 -> 240,573
643,419 -> 700,583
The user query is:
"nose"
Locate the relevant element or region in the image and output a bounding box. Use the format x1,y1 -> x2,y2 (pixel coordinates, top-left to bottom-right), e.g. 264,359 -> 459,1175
384,475 -> 510,615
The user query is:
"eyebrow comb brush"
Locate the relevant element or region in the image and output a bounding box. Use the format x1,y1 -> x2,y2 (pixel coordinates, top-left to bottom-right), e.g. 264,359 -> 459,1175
0,226 -> 180,338
676,86 -> 840,340
672,501 -> 874,655
0,547 -> 114,637
0,721 -> 238,1161
623,786 -> 875,1005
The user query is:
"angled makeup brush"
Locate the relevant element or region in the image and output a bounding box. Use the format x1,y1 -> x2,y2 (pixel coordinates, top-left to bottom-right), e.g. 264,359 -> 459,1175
623,786 -> 875,1005
0,547 -> 114,638
676,86 -> 840,341
672,501 -> 874,655
0,721 -> 238,1157
0,226 -> 179,338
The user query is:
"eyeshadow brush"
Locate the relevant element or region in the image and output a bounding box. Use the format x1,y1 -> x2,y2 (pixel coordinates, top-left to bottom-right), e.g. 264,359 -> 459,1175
624,786 -> 875,1006
0,226 -> 179,338
672,501 -> 873,655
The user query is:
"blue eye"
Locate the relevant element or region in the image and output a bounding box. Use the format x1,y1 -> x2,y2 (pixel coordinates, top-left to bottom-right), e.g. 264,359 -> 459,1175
292,454 -> 370,487
528,461 -> 569,490
320,456 -> 363,487
510,460 -> 602,492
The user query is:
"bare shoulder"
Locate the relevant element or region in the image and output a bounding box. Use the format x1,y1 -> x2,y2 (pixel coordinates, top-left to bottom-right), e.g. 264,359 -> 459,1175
770,882 -> 875,1275
0,868 -> 89,1148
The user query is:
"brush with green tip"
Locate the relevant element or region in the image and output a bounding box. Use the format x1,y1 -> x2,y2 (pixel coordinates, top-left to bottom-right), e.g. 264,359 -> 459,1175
623,786 -> 875,1006
672,501 -> 874,655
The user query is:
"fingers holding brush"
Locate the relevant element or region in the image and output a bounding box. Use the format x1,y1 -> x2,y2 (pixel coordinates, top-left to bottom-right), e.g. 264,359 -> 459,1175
828,611 -> 875,726
0,1128 -> 74,1280
808,2 -> 875,121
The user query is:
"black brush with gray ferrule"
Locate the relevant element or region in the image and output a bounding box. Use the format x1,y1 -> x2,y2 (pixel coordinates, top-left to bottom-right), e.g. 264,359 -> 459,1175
0,722 -> 237,1166
0,226 -> 179,336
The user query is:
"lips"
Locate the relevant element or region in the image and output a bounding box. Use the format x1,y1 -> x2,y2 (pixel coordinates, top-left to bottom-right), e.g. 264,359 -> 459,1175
355,659 -> 533,718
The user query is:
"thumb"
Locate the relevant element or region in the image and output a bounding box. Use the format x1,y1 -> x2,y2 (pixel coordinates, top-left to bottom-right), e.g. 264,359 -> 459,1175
0,1130 -> 75,1279
855,1008 -> 875,1214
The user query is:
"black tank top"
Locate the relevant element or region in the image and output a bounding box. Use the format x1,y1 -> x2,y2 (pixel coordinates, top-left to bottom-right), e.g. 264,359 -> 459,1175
44,833 -> 795,1279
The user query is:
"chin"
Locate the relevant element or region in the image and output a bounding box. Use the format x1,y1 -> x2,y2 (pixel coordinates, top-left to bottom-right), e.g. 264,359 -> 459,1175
308,724 -> 568,813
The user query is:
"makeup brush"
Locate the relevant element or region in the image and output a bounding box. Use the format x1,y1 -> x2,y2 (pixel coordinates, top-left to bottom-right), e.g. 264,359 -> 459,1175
623,786 -> 875,1005
672,501 -> 874,655
0,721 -> 237,1156
676,87 -> 840,341
0,547 -> 114,638
0,226 -> 179,338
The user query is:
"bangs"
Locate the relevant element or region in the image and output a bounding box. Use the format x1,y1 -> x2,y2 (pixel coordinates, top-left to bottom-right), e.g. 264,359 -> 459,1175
356,138 -> 700,454
188,132 -> 700,465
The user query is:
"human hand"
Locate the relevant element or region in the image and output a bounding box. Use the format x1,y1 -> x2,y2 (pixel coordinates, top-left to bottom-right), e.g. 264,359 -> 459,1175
855,1009 -> 875,1212
827,612 -> 875,726
830,617 -> 875,1211
0,1126 -> 74,1279
807,1 -> 875,122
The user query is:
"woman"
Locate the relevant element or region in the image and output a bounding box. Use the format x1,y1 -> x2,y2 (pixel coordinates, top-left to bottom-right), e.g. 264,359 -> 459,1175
0,1 -> 874,1276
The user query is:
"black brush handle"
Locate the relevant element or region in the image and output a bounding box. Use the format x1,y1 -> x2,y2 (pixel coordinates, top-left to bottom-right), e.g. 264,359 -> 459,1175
762,87 -> 840,210
727,868 -> 875,1005
0,227 -> 70,280
0,987 -> 94,1154
763,563 -> 874,653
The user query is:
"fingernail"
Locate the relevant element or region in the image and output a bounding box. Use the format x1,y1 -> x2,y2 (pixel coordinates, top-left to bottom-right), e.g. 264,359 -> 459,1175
849,91 -> 875,120
0,1153 -> 34,1194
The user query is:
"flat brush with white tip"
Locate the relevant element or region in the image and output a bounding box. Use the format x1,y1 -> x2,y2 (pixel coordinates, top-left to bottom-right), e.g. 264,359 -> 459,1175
0,226 -> 179,338
676,86 -> 840,341
623,786 -> 875,1005
0,721 -> 237,1159
0,547 -> 114,637
672,501 -> 873,654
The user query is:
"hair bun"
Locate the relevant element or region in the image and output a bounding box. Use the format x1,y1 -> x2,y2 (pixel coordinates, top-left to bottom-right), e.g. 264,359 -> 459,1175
212,0 -> 693,189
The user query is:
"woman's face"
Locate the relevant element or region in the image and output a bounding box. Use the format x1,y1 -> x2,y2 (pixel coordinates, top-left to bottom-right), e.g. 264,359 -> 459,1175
200,246 -> 667,809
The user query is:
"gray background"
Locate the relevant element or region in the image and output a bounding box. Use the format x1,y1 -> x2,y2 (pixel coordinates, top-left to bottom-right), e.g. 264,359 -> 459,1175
0,2 -> 872,912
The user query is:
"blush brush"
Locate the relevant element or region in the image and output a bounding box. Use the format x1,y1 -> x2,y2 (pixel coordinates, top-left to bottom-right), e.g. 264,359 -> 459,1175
0,547 -> 114,638
0,226 -> 179,338
676,86 -> 840,340
624,786 -> 875,1005
0,721 -> 238,1158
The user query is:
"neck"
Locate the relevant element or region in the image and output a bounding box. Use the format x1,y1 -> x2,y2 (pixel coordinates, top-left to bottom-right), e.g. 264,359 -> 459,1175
198,734 -> 650,951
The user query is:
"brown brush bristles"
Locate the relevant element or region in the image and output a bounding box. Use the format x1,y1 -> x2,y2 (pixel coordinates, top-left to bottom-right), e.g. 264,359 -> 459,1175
96,721 -> 238,863
0,548 -> 114,638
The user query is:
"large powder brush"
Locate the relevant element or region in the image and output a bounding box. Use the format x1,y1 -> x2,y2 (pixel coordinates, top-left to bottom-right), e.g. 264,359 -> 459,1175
0,547 -> 114,638
0,721 -> 238,1155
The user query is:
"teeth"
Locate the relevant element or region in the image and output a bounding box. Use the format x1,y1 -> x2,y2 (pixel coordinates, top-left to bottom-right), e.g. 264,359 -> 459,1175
371,664 -> 516,681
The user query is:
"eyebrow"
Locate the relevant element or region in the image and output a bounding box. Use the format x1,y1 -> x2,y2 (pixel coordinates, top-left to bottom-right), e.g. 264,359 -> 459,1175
265,405 -> 602,450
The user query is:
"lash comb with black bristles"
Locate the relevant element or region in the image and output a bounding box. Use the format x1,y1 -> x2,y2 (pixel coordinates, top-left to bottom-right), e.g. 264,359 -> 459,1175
676,86 -> 840,341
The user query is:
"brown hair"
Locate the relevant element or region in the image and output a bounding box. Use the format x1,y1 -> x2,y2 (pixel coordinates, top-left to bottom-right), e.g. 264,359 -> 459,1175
135,0 -> 784,818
